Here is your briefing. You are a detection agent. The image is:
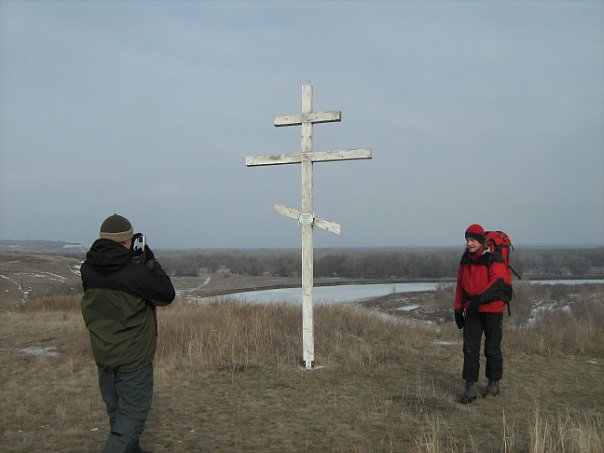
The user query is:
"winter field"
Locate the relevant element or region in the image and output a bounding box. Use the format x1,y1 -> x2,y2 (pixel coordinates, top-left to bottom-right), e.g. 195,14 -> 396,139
0,251 -> 603,452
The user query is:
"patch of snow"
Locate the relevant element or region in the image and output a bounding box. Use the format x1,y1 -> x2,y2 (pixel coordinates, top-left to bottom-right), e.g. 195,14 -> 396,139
177,276 -> 212,299
8,271 -> 67,283
69,263 -> 82,276
528,299 -> 576,326
396,304 -> 420,312
433,340 -> 459,346
0,273 -> 30,300
370,310 -> 439,331
20,347 -> 59,357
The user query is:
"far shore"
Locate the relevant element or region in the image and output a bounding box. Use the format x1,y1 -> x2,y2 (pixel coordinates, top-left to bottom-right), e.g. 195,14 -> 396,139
176,273 -> 604,299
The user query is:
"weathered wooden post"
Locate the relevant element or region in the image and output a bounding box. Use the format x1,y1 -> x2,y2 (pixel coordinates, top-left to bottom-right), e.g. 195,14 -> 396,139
246,84 -> 372,369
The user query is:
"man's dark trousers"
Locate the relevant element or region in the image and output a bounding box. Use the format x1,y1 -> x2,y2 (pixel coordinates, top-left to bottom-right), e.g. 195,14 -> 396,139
99,363 -> 153,453
462,312 -> 503,382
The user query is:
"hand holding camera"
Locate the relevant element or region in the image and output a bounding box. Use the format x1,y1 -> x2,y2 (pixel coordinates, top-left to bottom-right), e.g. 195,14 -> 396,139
131,233 -> 154,263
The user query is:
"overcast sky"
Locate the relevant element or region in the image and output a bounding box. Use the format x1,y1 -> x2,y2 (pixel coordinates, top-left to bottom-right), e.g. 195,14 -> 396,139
1,0 -> 603,249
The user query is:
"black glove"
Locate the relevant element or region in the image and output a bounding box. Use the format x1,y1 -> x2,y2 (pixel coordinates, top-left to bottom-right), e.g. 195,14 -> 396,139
454,310 -> 465,329
466,297 -> 482,314
144,244 -> 155,262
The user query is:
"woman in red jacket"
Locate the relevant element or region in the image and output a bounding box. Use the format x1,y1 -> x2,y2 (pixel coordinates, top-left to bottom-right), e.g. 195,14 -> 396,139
454,224 -> 509,404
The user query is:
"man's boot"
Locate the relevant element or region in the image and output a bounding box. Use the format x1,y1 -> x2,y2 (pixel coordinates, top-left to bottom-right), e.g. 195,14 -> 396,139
482,379 -> 500,397
458,381 -> 477,404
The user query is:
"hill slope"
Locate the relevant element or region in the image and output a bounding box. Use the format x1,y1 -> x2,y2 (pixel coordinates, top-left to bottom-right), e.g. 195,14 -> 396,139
0,253 -> 83,308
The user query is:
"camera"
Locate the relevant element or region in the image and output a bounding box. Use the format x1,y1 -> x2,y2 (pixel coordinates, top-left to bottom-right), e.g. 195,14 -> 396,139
131,233 -> 146,255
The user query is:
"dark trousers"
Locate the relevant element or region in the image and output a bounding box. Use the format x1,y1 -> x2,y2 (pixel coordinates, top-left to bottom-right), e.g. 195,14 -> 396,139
98,363 -> 153,453
462,312 -> 503,383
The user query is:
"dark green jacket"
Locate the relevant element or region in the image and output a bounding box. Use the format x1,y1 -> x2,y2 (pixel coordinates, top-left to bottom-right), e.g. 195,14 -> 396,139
80,239 -> 175,372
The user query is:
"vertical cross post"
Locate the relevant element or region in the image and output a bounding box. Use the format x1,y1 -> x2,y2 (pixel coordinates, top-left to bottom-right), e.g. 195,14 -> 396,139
300,85 -> 315,368
245,84 -> 372,369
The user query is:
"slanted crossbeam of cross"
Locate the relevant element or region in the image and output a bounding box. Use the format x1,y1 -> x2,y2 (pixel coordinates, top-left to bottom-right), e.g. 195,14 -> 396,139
245,84 -> 372,369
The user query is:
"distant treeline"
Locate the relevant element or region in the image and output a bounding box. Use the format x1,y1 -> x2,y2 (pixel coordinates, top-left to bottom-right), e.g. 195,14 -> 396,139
158,247 -> 604,279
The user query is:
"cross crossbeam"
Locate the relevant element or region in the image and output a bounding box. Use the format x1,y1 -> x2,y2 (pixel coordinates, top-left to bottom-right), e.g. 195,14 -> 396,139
273,203 -> 342,235
245,84 -> 372,369
274,111 -> 341,127
245,148 -> 372,167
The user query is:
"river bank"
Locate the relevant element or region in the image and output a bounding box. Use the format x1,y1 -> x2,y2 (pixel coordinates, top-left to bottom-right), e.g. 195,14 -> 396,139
172,272 -> 454,302
173,271 -> 604,301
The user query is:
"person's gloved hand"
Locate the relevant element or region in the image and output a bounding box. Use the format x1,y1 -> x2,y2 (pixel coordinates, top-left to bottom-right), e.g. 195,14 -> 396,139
454,310 -> 465,329
144,244 -> 155,262
466,297 -> 482,314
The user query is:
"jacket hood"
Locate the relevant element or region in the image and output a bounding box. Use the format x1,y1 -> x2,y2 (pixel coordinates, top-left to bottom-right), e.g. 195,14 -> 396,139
85,239 -> 134,274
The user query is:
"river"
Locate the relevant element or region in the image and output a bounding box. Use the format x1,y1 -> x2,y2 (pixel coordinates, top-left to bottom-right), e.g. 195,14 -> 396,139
209,279 -> 604,305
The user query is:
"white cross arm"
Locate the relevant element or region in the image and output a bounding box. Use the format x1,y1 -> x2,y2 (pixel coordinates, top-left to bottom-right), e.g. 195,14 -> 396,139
274,111 -> 341,127
274,203 -> 341,235
245,148 -> 372,167
245,153 -> 303,167
314,217 -> 342,235
311,148 -> 372,162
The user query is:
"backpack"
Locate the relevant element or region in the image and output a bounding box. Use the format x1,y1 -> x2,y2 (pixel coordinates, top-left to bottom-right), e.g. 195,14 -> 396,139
485,230 -> 521,315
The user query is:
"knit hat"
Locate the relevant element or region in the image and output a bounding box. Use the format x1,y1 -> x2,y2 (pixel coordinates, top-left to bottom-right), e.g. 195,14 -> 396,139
465,223 -> 486,244
99,214 -> 133,242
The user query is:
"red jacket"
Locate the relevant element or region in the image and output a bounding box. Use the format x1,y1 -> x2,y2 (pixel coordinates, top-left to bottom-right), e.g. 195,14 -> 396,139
455,248 -> 509,314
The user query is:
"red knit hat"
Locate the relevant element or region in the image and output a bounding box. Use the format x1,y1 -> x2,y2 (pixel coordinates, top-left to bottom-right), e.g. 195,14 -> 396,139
465,223 -> 486,244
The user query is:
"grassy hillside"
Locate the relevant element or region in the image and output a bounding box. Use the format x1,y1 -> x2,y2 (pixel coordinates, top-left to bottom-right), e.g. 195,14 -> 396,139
0,252 -> 82,308
1,284 -> 602,452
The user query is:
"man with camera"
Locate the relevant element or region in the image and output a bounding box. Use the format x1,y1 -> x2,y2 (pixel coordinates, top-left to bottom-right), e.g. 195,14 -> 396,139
80,214 -> 175,453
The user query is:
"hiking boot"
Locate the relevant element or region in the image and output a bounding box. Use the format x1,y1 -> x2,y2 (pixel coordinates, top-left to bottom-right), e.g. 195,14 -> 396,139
482,380 -> 500,397
458,381 -> 477,404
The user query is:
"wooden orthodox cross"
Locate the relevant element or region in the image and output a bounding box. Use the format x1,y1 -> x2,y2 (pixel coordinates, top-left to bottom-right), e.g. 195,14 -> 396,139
245,84 -> 372,369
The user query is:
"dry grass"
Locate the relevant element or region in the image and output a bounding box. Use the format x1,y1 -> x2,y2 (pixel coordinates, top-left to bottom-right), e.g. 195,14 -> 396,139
1,285 -> 603,452
529,409 -> 602,453
504,283 -> 604,357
